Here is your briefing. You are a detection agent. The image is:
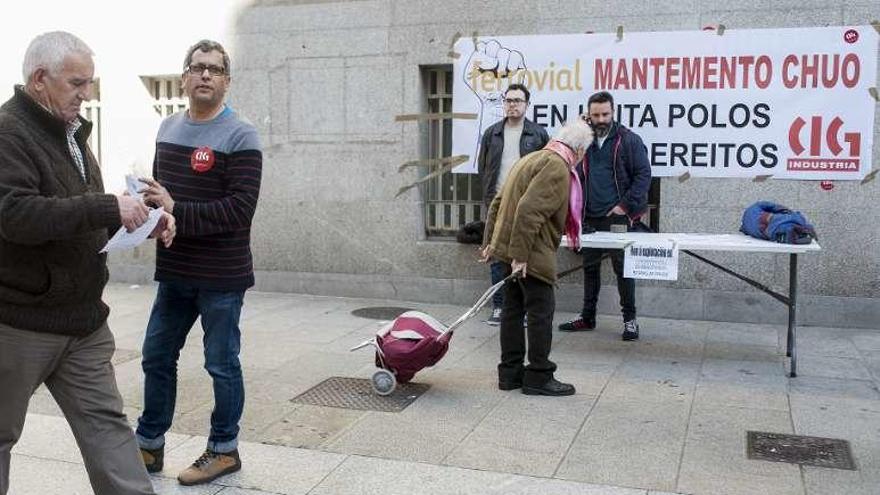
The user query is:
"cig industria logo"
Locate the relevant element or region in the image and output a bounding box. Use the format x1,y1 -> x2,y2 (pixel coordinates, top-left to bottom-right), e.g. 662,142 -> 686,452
786,115 -> 861,172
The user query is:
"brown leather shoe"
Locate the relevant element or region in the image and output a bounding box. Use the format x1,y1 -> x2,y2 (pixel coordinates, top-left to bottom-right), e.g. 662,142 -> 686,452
140,446 -> 164,473
177,449 -> 241,486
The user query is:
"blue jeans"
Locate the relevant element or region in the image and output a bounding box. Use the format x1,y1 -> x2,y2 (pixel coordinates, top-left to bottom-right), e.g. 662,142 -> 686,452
136,282 -> 245,454
489,261 -> 506,309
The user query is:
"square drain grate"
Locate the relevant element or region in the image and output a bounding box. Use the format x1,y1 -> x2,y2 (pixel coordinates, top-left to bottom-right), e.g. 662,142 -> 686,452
291,377 -> 430,413
747,431 -> 856,470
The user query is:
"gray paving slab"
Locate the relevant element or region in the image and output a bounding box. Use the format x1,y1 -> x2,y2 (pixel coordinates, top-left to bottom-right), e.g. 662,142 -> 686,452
702,341 -> 782,362
694,358 -> 790,411
159,436 -> 347,495
323,369 -> 509,463
789,381 -> 880,491
309,455 -> 650,495
852,332 -> 880,352
601,357 -> 700,404
863,351 -> 880,383
676,404 -> 802,495
705,321 -> 783,347
789,375 -> 880,404
9,454 -> 101,495
555,396 -> 691,492
794,354 -> 874,380
794,327 -> 863,358
149,477 -> 226,494
443,392 -> 598,477
257,404 -> 365,448
213,488 -> 277,495
13,412 -> 192,466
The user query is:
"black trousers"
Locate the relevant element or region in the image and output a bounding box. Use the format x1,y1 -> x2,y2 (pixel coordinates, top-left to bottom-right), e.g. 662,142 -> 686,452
581,215 -> 637,322
497,264 -> 557,387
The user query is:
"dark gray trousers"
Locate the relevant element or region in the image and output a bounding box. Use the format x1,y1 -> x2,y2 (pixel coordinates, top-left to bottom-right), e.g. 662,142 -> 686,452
0,322 -> 154,495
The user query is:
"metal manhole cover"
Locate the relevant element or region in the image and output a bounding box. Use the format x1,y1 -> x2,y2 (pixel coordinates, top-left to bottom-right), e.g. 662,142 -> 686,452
351,307 -> 413,320
291,377 -> 429,413
747,431 -> 856,470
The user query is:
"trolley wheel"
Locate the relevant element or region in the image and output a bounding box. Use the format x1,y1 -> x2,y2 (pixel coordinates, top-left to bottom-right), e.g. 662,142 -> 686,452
371,369 -> 397,396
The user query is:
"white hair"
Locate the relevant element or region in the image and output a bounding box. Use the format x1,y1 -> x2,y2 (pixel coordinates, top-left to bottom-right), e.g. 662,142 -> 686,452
553,118 -> 594,151
22,31 -> 93,83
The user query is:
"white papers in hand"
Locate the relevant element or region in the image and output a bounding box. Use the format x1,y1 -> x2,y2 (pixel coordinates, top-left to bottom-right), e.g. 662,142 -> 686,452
100,207 -> 163,253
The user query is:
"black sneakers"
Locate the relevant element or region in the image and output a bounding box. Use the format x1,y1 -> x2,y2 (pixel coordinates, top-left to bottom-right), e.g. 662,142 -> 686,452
522,377 -> 576,396
622,319 -> 640,341
558,317 -> 596,332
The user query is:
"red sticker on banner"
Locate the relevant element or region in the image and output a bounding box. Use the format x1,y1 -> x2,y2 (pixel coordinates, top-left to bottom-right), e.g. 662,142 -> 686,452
191,146 -> 215,173
820,180 -> 834,191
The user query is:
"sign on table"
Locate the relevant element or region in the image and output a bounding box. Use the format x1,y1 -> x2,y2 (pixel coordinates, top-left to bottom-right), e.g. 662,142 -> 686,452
624,240 -> 679,280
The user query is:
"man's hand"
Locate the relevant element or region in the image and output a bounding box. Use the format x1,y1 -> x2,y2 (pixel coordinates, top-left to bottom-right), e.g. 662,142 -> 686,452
116,195 -> 149,232
149,211 -> 176,248
607,205 -> 626,216
478,245 -> 493,263
139,177 -> 175,213
511,259 -> 528,278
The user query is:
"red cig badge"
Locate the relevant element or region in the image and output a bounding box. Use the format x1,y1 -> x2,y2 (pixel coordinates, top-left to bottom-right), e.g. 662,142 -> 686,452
191,146 -> 215,173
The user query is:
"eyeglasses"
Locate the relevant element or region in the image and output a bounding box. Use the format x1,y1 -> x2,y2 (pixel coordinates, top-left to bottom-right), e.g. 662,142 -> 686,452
503,98 -> 526,105
186,64 -> 227,76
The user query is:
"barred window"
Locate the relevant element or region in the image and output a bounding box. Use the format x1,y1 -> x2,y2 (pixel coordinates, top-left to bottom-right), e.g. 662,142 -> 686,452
421,66 -> 482,237
419,66 -> 660,235
81,78 -> 101,162
141,75 -> 188,117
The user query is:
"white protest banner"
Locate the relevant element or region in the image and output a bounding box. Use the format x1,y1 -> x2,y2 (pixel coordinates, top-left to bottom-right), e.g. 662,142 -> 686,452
624,240 -> 679,281
452,26 -> 877,180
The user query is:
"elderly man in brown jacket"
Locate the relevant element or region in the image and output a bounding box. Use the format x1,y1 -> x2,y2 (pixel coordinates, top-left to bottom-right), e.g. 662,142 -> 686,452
481,118 -> 593,396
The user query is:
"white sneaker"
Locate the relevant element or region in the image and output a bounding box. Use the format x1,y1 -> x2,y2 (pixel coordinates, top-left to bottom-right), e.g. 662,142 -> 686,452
487,308 -> 502,326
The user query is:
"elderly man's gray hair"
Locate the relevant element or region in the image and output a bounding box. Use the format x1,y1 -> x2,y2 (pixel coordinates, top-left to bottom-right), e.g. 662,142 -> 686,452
22,31 -> 93,83
553,118 -> 594,152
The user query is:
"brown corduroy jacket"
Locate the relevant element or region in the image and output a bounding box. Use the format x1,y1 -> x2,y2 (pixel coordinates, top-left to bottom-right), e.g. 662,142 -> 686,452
482,149 -> 571,285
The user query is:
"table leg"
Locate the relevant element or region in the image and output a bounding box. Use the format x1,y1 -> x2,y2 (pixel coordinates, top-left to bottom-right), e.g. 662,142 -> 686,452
788,253 -> 798,377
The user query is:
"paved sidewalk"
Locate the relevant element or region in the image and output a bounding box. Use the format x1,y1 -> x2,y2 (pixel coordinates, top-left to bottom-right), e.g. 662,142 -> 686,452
10,283 -> 880,494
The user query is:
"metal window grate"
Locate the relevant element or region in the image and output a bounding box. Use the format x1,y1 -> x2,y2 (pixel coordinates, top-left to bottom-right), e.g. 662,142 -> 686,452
746,431 -> 856,470
422,67 -> 483,236
291,377 -> 430,413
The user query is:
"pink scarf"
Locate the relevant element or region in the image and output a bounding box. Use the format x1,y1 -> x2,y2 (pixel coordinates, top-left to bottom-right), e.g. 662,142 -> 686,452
544,140 -> 582,250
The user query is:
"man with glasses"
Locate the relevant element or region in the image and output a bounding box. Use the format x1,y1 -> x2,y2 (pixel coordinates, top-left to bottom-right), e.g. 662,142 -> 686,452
134,40 -> 262,487
477,84 -> 549,326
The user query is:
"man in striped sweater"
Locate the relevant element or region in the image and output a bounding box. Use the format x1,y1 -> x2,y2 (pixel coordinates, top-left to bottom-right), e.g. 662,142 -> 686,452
134,40 -> 262,487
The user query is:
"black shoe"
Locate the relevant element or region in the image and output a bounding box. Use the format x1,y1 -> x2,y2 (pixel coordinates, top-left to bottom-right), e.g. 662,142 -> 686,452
140,446 -> 164,473
522,378 -> 576,396
498,380 -> 522,391
558,317 -> 596,332
622,319 -> 639,341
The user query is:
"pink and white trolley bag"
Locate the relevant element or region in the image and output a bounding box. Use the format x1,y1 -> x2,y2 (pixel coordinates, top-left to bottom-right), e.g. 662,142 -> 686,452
350,274 -> 513,395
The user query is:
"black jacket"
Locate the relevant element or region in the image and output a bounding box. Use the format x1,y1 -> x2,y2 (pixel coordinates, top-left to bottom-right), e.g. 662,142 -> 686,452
477,118 -> 549,206
577,123 -> 652,222
0,86 -> 120,336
